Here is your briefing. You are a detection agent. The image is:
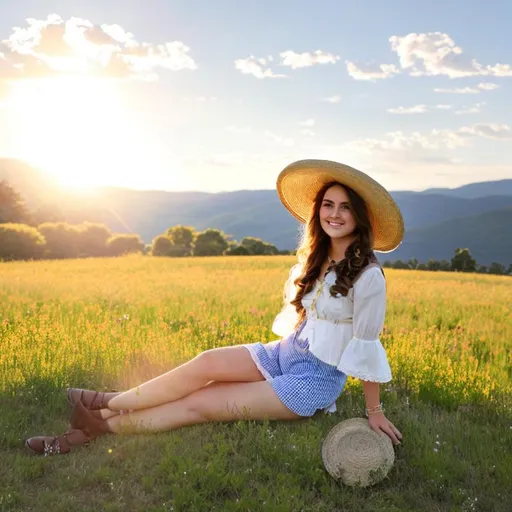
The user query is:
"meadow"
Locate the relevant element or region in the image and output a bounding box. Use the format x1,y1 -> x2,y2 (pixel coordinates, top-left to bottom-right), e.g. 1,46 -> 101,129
0,255 -> 511,512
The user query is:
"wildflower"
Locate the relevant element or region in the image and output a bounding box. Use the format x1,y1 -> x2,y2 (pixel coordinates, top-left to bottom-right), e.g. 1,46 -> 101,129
108,448 -> 113,454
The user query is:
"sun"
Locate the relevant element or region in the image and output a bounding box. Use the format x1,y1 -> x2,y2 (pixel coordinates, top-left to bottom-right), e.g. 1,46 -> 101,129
8,76 -> 151,189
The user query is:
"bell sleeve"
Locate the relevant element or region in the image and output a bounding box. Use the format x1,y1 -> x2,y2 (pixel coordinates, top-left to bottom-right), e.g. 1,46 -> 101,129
336,267 -> 392,382
271,263 -> 302,338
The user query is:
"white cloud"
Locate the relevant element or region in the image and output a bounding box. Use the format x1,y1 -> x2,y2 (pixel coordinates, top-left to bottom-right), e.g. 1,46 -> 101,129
389,32 -> 512,78
476,82 -> 501,91
454,102 -> 486,115
264,130 -> 294,146
486,63 -> 512,76
345,32 -> 512,81
0,14 -> 196,80
387,104 -> 453,114
342,123 -> 512,156
433,86 -> 480,94
387,104 -> 428,114
456,123 -> 511,139
280,50 -> 339,69
434,82 -> 501,94
345,61 -> 400,80
321,95 -> 341,103
234,56 -> 285,79
299,118 -> 315,127
301,129 -> 315,137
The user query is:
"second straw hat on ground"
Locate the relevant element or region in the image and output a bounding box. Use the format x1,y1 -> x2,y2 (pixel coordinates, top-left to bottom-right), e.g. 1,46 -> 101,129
276,159 -> 404,253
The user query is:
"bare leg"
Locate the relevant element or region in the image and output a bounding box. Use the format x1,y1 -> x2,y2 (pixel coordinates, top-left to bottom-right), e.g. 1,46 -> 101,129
106,381 -> 300,434
97,409 -> 119,420
107,346 -> 264,412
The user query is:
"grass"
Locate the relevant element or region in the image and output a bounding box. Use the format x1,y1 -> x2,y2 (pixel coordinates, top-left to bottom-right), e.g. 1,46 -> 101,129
0,254 -> 511,511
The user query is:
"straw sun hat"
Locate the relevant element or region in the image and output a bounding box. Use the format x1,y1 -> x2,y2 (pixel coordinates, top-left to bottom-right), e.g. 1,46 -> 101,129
322,418 -> 395,487
276,159 -> 404,252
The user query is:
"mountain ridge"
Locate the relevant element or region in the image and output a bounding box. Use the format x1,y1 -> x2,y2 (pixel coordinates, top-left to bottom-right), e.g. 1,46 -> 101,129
1,158 -> 511,265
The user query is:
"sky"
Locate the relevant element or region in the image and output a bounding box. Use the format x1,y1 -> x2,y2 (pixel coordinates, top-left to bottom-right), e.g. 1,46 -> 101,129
0,0 -> 511,193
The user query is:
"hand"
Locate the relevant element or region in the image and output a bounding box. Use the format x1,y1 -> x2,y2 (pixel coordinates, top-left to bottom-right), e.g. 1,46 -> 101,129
367,412 -> 402,445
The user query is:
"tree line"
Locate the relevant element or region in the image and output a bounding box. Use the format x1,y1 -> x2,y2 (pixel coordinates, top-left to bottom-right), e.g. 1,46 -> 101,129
383,248 -> 512,276
1,179 -> 510,274
0,180 -> 288,261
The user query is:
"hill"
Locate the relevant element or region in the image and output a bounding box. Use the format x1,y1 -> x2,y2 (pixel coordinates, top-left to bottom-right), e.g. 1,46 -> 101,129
386,208 -> 512,265
1,158 -> 511,264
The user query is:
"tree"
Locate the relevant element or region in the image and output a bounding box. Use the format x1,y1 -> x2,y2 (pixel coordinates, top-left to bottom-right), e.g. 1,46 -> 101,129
427,258 -> 441,271
151,235 -> 173,256
240,236 -> 279,255
451,248 -> 477,273
107,234 -> 145,256
0,223 -> 45,261
38,222 -> 80,259
507,264 -> 512,276
224,245 -> 250,256
392,260 -> 409,270
166,225 -> 196,256
488,262 -> 505,275
76,222 -> 111,257
476,264 -> 488,274
438,260 -> 451,271
407,258 -> 419,270
0,181 -> 31,224
194,229 -> 229,256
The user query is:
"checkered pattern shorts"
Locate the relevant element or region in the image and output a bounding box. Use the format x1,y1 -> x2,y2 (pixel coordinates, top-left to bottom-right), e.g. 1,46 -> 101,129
242,321 -> 347,417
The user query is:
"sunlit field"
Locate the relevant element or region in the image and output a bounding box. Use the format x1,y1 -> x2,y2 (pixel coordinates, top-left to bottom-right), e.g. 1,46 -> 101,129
1,255 -> 511,511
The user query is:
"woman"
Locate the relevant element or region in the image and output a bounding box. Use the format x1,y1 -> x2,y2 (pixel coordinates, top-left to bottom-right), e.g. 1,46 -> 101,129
26,159 -> 404,456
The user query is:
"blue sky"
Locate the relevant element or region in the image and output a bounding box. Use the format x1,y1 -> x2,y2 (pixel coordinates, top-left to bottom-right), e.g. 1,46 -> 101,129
0,0 -> 510,192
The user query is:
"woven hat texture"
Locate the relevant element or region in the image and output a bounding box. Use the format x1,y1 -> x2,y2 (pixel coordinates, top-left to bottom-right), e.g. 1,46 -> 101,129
322,418 -> 395,487
276,159 -> 404,253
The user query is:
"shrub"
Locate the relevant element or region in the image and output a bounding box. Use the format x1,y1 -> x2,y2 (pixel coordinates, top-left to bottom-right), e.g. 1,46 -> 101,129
107,234 -> 145,256
0,223 -> 45,261
151,235 -> 173,257
224,245 -> 250,256
38,222 -> 80,259
77,222 -> 112,257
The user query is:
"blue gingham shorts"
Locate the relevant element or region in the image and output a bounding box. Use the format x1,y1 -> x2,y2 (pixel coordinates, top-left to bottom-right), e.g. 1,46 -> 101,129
242,321 -> 348,417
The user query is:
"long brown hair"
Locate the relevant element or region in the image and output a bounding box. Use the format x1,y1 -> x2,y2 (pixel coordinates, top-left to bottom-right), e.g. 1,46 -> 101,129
290,181 -> 382,328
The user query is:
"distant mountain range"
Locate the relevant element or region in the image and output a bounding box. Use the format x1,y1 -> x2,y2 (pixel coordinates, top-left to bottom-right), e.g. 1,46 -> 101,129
1,158 -> 511,265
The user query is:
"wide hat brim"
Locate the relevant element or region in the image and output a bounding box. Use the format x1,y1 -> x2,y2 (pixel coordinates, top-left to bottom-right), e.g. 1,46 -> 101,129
322,418 -> 395,487
276,159 -> 404,252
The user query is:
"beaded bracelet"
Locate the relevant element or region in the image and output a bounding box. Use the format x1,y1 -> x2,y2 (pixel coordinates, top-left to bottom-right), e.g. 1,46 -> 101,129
365,402 -> 384,416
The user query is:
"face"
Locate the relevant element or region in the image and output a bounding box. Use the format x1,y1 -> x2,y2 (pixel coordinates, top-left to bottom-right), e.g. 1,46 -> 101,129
319,184 -> 357,240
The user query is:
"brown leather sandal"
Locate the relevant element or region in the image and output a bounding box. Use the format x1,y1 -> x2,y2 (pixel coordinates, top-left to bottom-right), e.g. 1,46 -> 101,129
66,388 -> 121,410
25,428 -> 91,456
70,400 -> 112,438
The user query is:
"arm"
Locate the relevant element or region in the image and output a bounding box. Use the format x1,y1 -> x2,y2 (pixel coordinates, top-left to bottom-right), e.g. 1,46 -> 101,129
336,267 -> 402,444
362,380 -> 402,445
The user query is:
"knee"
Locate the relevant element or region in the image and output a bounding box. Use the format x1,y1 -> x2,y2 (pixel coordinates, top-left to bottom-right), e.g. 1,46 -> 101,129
193,349 -> 220,377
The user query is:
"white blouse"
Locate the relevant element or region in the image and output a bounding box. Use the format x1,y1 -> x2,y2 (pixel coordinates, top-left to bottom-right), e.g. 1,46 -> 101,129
271,263 -> 392,383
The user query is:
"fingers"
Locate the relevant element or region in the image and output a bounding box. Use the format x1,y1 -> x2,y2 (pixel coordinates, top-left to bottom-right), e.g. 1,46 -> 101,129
368,418 -> 403,446
375,422 -> 402,445
390,423 -> 403,440
382,425 -> 400,445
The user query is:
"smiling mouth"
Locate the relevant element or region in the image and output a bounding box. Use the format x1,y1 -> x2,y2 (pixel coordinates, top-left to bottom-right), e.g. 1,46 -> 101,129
327,221 -> 344,227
